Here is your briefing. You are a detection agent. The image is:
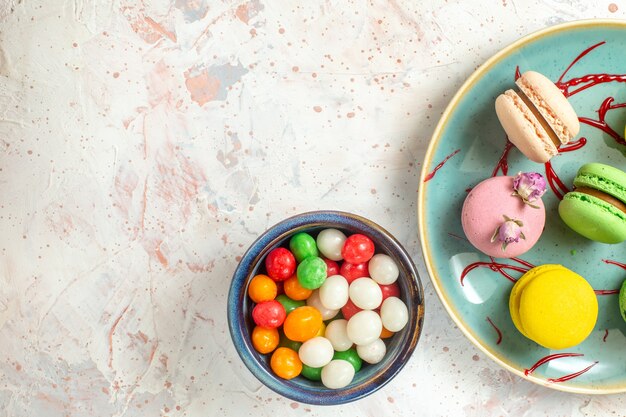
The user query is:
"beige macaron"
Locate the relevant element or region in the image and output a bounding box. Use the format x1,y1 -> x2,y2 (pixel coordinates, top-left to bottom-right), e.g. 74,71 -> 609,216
495,71 -> 580,163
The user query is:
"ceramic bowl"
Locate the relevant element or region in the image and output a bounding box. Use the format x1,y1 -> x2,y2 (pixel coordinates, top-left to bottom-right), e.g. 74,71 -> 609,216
227,211 -> 424,405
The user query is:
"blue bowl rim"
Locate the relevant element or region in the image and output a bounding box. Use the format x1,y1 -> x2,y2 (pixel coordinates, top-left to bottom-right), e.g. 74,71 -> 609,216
227,210 -> 425,405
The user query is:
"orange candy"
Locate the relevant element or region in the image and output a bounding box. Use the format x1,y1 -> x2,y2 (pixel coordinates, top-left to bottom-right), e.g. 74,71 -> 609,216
314,321 -> 326,337
270,347 -> 302,379
283,275 -> 313,301
283,306 -> 323,342
380,326 -> 394,339
248,274 -> 277,303
251,326 -> 279,354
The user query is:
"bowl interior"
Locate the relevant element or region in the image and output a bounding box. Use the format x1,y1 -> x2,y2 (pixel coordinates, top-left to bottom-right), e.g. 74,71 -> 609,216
228,211 -> 424,404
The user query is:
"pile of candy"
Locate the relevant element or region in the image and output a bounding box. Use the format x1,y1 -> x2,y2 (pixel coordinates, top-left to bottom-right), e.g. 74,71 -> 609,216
248,228 -> 409,389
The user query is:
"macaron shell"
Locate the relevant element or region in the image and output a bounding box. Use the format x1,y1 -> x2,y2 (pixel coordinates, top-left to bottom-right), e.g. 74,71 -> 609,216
518,266 -> 597,350
509,267 -> 547,339
620,279 -> 626,323
574,162 -> 626,203
516,71 -> 580,143
559,192 -> 626,244
462,176 -> 546,258
495,91 -> 557,163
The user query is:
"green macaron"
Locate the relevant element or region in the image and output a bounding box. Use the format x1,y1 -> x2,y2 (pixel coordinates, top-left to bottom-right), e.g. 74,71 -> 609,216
558,163 -> 626,244
620,279 -> 626,323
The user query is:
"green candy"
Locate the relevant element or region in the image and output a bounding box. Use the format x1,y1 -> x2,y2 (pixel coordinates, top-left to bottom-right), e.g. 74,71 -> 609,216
289,232 -> 319,262
333,348 -> 362,372
279,333 -> 302,352
275,294 -> 305,315
300,364 -> 322,381
619,281 -> 626,321
297,257 -> 327,290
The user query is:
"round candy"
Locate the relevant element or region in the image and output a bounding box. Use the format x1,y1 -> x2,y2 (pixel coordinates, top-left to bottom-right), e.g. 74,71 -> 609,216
349,278 -> 383,310
301,364 -> 322,381
275,294 -> 305,315
339,262 -> 369,284
379,282 -> 401,302
380,296 -> 408,332
252,300 -> 286,329
265,248 -> 296,281
248,274 -> 278,303
341,234 -> 375,264
332,348 -> 362,372
298,336 -> 334,368
251,326 -> 279,354
297,257 -> 327,290
324,319 -> 352,351
270,347 -> 302,379
284,275 -> 313,301
316,228 -> 347,261
368,254 -> 399,285
321,359 -> 355,389
340,298 -> 362,321
314,321 -> 326,337
279,333 -> 302,352
283,306 -> 323,342
356,338 -> 386,364
306,290 -> 339,321
346,310 -> 382,345
319,275 -> 349,310
323,258 -> 340,277
289,232 -> 319,262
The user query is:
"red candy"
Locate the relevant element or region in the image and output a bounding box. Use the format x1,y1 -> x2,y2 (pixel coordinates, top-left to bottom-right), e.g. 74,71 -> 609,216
265,248 -> 296,281
340,298 -> 362,320
341,234 -> 375,264
379,282 -> 400,301
323,258 -> 340,277
252,300 -> 286,328
339,262 -> 369,284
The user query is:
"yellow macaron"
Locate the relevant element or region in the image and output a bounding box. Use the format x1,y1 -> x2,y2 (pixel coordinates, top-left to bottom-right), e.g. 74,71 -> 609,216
509,264 -> 598,349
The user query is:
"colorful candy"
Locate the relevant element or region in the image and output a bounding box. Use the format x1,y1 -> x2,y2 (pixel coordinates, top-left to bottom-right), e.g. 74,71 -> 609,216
297,257 -> 327,289
252,326 -> 280,354
283,306 -> 323,342
341,234 -> 375,264
298,336 -> 334,368
247,227 -> 409,389
270,347 -> 302,379
289,232 -> 319,262
252,300 -> 286,329
265,248 -> 297,281
248,274 -> 278,303
316,228 -> 347,261
319,275 -> 349,310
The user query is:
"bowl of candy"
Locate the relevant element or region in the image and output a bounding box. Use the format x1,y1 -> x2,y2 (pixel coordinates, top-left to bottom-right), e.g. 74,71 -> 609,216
227,211 -> 425,405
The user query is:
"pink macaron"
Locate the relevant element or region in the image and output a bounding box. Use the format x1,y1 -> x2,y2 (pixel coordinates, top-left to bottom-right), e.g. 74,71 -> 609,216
495,71 -> 579,163
462,173 -> 547,258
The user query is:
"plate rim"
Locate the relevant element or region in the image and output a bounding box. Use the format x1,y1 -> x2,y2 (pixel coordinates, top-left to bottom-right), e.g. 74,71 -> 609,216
417,18 -> 626,394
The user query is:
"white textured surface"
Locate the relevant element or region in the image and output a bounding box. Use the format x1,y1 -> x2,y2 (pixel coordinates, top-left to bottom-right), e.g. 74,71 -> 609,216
1,0 -> 625,415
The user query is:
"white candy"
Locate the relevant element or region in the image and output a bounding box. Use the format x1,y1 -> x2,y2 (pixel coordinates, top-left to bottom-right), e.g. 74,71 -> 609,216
380,296 -> 408,332
298,336 -> 334,368
346,310 -> 382,345
349,278 -> 383,310
368,254 -> 399,285
324,319 -> 353,352
319,275 -> 349,309
316,228 -> 347,261
321,359 -> 355,389
356,338 -> 386,364
307,290 -> 339,320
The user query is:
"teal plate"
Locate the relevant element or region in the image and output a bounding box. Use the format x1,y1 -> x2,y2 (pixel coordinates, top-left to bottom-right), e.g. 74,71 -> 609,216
418,20 -> 626,394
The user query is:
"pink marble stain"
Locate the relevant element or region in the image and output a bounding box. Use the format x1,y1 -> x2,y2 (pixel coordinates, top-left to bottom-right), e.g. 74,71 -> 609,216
184,67 -> 221,106
121,7 -> 177,44
234,0 -> 264,24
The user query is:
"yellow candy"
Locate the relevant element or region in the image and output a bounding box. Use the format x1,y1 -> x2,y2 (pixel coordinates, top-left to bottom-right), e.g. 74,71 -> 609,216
509,264 -> 598,349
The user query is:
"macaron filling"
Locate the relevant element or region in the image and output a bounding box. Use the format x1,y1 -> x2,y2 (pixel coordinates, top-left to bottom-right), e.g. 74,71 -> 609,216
575,186 -> 626,214
515,89 -> 561,148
